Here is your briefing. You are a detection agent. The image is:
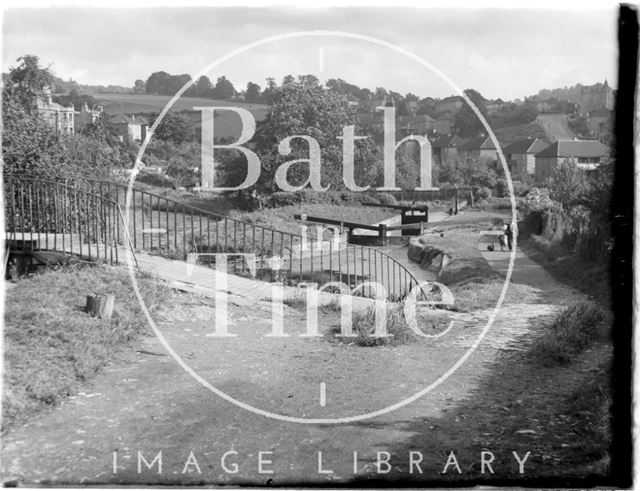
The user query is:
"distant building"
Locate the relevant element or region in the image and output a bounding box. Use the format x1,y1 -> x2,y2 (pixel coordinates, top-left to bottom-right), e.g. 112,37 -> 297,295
536,100 -> 554,113
485,100 -> 507,115
502,138 -> 549,179
398,114 -> 436,135
534,139 -> 609,182
406,100 -> 419,114
346,96 -> 360,109
107,113 -> 149,143
355,112 -> 384,132
459,136 -> 497,163
355,112 -> 436,135
578,80 -> 615,114
36,87 -> 75,135
430,134 -> 468,165
435,96 -> 463,114
74,103 -> 103,133
435,115 -> 454,135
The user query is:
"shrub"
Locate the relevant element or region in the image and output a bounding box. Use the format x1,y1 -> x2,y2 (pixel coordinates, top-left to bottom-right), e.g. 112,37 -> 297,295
493,180 -> 530,198
475,187 -> 492,200
283,291 -> 307,309
136,171 -> 176,189
349,304 -> 413,346
376,193 -> 398,206
268,191 -> 301,207
356,193 -> 381,205
512,181 -> 531,197
267,189 -> 350,208
529,301 -> 610,365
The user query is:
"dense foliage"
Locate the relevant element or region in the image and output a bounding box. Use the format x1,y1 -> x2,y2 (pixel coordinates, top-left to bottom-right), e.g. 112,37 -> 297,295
3,55 -> 134,180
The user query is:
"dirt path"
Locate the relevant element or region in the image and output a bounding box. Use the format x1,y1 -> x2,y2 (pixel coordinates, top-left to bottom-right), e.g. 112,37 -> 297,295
1,232 -> 584,485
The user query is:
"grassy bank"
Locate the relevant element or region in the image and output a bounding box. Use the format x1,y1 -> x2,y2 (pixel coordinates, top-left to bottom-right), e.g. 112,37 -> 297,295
2,264 -> 171,432
420,224 -> 539,312
520,234 -> 610,307
386,335 -> 613,483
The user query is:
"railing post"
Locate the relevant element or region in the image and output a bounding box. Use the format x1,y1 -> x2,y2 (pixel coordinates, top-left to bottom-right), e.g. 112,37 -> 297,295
378,224 -> 387,246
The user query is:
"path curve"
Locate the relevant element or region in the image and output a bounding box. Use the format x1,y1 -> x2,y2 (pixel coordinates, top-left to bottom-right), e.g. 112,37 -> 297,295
1,230 -> 585,485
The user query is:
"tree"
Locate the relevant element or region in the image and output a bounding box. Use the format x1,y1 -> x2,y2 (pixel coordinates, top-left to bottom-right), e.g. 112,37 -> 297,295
261,77 -> 277,104
396,101 -> 410,117
548,158 -> 588,209
453,89 -> 488,138
133,79 -> 146,94
4,55 -> 54,110
2,92 -> 67,178
437,157 -> 497,188
374,87 -> 388,100
195,76 -> 213,98
242,81 -> 380,195
584,156 -> 613,220
145,71 -> 192,95
145,71 -> 171,94
568,115 -> 591,139
393,141 -> 421,190
282,75 -> 295,86
167,74 -> 192,95
405,92 -> 419,102
245,82 -> 261,103
213,76 -> 235,99
297,74 -> 319,88
53,88 -> 95,111
166,155 -> 198,188
154,113 -> 194,145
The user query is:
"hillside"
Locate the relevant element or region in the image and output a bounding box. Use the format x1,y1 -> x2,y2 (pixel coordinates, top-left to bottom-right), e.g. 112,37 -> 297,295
494,121 -> 547,147
94,93 -> 269,138
536,113 -> 577,141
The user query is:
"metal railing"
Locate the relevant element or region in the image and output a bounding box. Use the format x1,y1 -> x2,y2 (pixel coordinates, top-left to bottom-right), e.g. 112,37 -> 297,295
4,177 -> 136,265
4,176 -> 425,301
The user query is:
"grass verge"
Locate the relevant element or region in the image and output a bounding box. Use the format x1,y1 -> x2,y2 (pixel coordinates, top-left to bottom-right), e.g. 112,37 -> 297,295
422,227 -> 540,312
2,264 -> 171,432
529,300 -> 611,366
520,234 -> 610,307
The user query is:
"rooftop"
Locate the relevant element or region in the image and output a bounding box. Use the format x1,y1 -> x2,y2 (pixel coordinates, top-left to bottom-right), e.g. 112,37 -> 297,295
460,135 -> 496,151
399,114 -> 435,123
502,138 -> 549,155
535,139 -> 609,158
36,97 -> 73,112
589,108 -> 612,118
108,114 -> 149,126
431,134 -> 469,149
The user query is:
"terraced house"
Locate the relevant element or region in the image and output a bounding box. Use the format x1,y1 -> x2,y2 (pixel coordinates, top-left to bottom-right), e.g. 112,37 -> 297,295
430,134 -> 469,165
502,137 -> 549,180
534,139 -> 609,182
459,135 -> 497,163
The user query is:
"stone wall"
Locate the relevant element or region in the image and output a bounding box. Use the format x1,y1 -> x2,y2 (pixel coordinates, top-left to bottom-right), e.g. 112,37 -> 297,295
407,237 -> 450,278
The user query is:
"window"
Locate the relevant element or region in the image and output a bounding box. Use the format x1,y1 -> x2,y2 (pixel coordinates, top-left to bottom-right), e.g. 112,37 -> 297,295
578,156 -> 601,164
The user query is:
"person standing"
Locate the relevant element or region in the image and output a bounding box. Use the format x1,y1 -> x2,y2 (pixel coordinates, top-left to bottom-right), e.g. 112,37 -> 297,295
505,223 -> 513,251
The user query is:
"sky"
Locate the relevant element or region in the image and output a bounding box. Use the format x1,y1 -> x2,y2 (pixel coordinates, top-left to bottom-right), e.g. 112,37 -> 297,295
2,5 -> 619,101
